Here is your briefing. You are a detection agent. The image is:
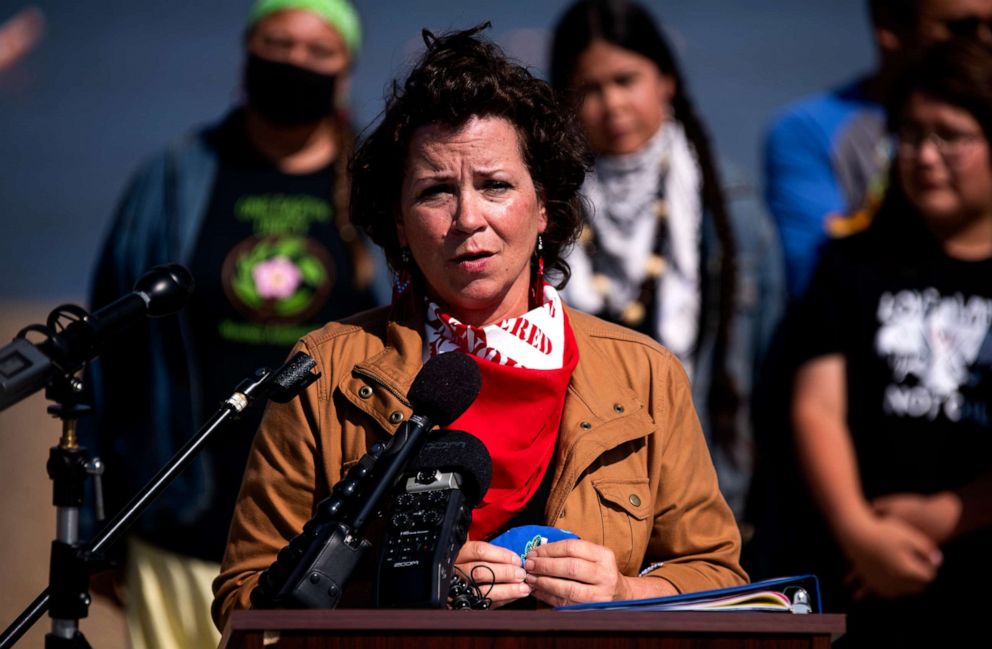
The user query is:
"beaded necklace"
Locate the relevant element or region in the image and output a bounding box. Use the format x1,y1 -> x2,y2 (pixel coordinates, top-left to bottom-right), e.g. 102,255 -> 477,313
579,155 -> 671,338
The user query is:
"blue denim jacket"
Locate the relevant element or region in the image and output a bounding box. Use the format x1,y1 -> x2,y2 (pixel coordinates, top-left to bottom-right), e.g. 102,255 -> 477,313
77,114 -> 389,547
692,162 -> 785,522
78,121 -> 220,543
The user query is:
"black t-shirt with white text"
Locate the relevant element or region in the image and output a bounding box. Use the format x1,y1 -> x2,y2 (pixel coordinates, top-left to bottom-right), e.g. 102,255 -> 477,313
793,220 -> 991,642
796,229 -> 991,499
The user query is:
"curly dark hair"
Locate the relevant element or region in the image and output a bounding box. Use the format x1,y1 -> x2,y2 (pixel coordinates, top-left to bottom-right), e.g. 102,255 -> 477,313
350,23 -> 591,287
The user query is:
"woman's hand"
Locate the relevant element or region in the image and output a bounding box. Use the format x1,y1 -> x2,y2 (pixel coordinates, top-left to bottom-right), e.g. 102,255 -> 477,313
523,539 -> 632,607
840,513 -> 943,600
454,541 -> 530,607
872,491 -> 962,545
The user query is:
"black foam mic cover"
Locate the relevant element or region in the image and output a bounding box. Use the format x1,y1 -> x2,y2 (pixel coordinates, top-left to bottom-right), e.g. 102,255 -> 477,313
410,430 -> 492,507
267,352 -> 319,403
407,352 -> 481,427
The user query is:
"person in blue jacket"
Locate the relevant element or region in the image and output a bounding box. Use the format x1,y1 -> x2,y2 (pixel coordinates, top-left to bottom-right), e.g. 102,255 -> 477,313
79,1 -> 384,646
764,0 -> 992,300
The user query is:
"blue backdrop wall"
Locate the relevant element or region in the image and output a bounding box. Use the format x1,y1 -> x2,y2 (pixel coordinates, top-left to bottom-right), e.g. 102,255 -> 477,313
0,0 -> 873,300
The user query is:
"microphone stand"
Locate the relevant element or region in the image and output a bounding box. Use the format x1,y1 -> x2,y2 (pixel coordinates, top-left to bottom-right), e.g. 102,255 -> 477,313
0,355 -> 317,649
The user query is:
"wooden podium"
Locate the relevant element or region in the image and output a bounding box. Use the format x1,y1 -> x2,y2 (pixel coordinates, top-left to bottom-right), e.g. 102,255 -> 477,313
220,609 -> 845,648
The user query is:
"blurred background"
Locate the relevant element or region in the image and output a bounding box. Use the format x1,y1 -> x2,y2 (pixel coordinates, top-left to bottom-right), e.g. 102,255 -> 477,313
0,0 -> 871,645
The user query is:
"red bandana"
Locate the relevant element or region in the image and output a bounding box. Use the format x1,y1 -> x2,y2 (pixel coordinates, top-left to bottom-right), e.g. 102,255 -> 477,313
425,285 -> 579,540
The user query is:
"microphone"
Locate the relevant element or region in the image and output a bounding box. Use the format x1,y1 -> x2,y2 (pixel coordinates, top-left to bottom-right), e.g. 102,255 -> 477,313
251,352 -> 482,609
222,352 -> 320,415
375,430 -> 492,609
0,264 -> 194,411
348,352 -> 482,532
262,352 -> 320,404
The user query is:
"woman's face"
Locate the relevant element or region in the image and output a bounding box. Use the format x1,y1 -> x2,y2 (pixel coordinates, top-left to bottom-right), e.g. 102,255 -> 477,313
571,39 -> 675,155
247,9 -> 350,75
398,116 -> 547,326
897,92 -> 992,230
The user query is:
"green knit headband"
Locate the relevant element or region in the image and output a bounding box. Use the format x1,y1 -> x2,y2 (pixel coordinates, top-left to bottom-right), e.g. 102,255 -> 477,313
247,0 -> 362,55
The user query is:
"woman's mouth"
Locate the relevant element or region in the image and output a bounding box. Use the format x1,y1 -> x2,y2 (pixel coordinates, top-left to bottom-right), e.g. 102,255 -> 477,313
452,250 -> 494,270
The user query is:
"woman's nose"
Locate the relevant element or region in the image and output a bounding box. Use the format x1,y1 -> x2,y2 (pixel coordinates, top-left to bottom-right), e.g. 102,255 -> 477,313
452,190 -> 487,232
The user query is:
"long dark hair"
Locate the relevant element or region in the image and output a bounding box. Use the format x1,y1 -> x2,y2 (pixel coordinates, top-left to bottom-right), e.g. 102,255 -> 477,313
550,0 -> 741,453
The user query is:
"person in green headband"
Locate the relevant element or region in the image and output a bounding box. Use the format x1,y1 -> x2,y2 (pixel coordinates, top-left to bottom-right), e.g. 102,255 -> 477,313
247,0 -> 362,57
80,1 -> 382,648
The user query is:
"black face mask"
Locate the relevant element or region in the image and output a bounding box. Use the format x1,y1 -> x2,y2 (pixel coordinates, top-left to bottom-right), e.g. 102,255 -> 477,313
244,53 -> 338,126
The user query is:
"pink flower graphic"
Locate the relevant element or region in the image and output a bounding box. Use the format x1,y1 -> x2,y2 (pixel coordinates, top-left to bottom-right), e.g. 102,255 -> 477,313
252,256 -> 302,300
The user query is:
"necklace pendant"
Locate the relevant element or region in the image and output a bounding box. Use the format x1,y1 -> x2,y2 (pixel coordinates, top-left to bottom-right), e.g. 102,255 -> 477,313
592,273 -> 611,296
654,199 -> 668,221
645,254 -> 667,278
620,301 -> 646,327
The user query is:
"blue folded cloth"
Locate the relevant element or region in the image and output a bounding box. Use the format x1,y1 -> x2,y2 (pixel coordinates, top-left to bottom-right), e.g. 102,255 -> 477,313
489,525 -> 579,566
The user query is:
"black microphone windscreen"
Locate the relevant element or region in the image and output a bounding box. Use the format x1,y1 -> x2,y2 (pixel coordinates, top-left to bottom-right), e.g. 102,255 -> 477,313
411,430 -> 492,507
408,352 -> 481,427
268,352 -> 320,403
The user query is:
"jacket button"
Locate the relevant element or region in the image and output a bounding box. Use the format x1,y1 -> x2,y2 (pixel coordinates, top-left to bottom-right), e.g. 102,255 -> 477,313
358,386 -> 373,399
388,411 -> 404,424
579,421 -> 592,430
629,494 -> 641,507
613,403 -> 624,413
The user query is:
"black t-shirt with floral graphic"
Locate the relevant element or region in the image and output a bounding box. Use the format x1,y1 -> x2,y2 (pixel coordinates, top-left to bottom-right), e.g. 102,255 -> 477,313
180,112 -> 376,561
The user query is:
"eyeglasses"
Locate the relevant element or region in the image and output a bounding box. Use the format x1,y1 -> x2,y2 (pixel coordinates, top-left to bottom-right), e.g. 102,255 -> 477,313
895,128 -> 986,159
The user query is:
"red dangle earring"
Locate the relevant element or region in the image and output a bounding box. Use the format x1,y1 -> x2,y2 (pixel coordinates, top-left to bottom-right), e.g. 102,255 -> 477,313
531,235 -> 545,306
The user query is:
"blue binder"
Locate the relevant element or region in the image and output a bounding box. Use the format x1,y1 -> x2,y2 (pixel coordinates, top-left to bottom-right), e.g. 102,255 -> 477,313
555,574 -> 822,613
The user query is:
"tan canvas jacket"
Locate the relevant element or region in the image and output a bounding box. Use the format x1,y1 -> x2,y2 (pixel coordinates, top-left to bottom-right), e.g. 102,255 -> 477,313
212,294 -> 746,628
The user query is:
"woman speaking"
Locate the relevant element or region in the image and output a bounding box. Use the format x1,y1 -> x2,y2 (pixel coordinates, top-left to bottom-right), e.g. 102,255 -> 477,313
212,25 -> 745,626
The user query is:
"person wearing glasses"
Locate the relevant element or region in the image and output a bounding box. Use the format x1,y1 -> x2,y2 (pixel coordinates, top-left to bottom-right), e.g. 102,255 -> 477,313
764,0 -> 992,302
791,38 -> 992,647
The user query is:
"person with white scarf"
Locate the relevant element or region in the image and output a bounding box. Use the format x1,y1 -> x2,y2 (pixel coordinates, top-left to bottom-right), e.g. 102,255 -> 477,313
551,0 -> 785,529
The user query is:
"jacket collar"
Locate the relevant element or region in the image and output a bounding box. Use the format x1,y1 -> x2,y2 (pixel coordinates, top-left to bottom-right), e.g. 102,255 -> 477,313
337,294 -> 656,518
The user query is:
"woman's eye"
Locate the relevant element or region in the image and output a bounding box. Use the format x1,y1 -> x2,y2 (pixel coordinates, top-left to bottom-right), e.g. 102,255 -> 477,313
418,184 -> 451,200
484,180 -> 512,192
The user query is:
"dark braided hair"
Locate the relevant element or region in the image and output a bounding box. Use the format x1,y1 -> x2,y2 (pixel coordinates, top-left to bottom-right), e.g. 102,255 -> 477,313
550,0 -> 741,455
350,23 -> 591,288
